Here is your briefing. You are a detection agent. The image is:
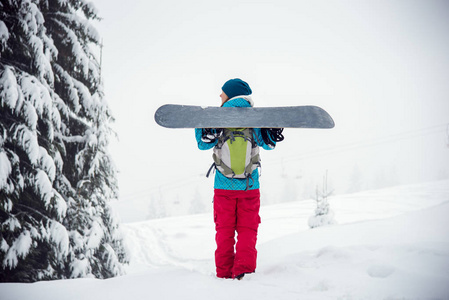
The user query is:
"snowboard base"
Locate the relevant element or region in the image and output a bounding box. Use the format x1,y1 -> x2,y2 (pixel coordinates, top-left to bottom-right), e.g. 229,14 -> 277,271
154,104 -> 335,129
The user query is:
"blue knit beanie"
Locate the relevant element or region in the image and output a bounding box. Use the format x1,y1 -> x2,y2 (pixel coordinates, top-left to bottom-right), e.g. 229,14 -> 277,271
222,78 -> 252,99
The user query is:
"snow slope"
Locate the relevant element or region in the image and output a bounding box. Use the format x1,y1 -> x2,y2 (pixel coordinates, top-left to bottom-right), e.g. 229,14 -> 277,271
1,180 -> 449,300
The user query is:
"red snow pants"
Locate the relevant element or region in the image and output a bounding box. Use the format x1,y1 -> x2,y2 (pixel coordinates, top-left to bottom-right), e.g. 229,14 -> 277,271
213,189 -> 261,279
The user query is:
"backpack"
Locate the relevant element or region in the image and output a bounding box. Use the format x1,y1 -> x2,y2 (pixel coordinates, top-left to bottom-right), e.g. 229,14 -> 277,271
207,128 -> 260,186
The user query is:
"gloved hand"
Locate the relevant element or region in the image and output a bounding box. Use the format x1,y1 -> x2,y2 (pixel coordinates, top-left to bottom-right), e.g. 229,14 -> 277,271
261,128 -> 284,148
201,128 -> 223,143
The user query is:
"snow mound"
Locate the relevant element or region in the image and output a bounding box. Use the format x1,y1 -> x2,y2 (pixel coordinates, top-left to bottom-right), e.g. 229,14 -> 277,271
256,201 -> 449,299
1,181 -> 449,299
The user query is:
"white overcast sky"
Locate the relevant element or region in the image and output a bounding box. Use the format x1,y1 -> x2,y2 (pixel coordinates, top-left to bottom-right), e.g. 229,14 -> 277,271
92,0 -> 449,197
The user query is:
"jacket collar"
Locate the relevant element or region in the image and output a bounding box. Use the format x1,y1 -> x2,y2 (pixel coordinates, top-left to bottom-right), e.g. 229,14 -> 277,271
223,95 -> 254,107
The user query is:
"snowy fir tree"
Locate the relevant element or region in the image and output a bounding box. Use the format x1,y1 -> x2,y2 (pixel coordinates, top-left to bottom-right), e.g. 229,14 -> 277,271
0,0 -> 128,282
189,187 -> 206,215
308,171 -> 336,229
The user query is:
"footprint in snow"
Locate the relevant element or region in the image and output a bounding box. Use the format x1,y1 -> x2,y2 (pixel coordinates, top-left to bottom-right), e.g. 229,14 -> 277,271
366,264 -> 395,278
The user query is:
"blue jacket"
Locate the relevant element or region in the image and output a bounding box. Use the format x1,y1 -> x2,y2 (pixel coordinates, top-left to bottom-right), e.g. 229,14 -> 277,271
195,97 -> 275,190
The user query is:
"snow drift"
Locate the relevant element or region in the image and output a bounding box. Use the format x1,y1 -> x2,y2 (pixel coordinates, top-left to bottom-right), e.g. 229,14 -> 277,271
1,180 -> 449,299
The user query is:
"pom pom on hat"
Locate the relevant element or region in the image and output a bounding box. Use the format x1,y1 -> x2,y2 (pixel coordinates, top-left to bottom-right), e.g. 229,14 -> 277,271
222,78 -> 252,99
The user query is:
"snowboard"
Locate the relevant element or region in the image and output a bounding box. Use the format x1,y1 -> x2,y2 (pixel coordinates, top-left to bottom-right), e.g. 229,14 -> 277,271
154,104 -> 335,129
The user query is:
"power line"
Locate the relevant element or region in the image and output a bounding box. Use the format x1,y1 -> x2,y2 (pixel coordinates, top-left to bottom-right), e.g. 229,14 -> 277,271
117,174 -> 205,202
272,123 -> 448,164
116,123 -> 448,201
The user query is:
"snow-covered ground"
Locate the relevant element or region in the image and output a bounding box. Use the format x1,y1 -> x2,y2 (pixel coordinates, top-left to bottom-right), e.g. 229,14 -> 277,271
2,180 -> 449,299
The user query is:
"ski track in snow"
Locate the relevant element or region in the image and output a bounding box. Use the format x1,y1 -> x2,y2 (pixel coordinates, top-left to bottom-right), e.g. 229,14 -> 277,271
1,180 -> 449,300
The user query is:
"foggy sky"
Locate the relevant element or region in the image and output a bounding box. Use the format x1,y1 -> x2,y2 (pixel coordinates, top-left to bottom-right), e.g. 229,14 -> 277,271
92,0 -> 449,198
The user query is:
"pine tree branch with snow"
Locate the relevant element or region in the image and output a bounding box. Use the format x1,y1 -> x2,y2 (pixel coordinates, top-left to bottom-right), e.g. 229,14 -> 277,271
0,0 -> 128,282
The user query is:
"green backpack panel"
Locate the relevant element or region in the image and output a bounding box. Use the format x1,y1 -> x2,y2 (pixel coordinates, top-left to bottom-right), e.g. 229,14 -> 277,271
211,128 -> 260,179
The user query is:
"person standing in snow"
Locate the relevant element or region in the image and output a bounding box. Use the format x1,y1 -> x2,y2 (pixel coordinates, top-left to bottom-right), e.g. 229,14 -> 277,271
195,79 -> 284,279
